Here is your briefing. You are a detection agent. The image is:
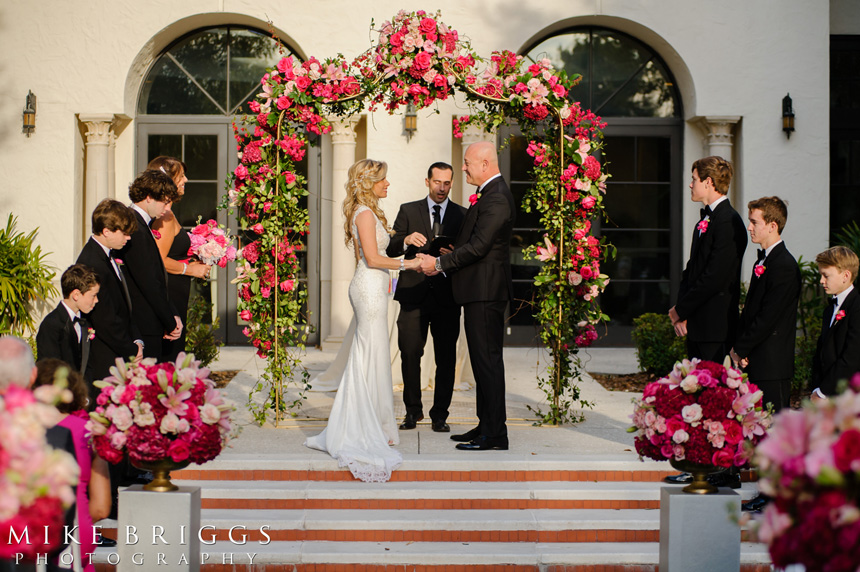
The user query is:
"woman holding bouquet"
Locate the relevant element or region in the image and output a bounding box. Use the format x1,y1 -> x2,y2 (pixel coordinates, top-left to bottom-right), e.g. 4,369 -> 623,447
148,156 -> 211,361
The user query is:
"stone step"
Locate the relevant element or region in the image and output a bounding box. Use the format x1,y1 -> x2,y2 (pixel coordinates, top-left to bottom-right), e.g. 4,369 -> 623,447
178,479 -> 758,510
91,540 -> 773,570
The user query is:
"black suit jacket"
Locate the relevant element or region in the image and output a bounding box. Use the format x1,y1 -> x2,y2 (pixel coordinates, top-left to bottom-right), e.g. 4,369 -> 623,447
117,210 -> 177,336
812,286 -> 860,395
439,176 -> 515,304
734,242 -> 801,381
36,303 -> 87,372
77,237 -> 141,381
386,198 -> 466,306
675,199 -> 747,343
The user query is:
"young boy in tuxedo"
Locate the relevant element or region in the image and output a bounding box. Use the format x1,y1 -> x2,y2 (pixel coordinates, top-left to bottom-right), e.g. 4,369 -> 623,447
730,196 -> 801,412
36,264 -> 100,374
811,246 -> 860,398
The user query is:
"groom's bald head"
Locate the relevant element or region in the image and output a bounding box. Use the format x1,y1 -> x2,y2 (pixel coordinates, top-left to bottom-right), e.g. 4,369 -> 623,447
462,142 -> 500,187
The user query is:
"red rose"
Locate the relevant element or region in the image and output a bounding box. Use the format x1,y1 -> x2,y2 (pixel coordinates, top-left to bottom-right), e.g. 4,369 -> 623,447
277,95 -> 292,110
295,75 -> 312,92
413,52 -> 432,71
389,32 -> 404,47
168,439 -> 191,463
419,17 -> 436,34
711,447 -> 734,468
832,428 -> 860,472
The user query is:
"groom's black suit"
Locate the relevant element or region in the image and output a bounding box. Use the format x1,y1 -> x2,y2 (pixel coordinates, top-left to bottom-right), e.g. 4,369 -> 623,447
387,197 -> 466,424
116,210 -> 178,358
77,237 -> 141,394
439,175 -> 515,441
733,242 -> 800,410
675,198 -> 747,361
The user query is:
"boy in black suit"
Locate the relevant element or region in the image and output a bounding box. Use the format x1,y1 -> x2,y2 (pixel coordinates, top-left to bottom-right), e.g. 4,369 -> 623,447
36,264 -> 100,374
669,156 -> 747,361
386,162 -> 467,432
730,196 -> 801,412
76,198 -> 143,396
811,246 -> 860,398
117,170 -> 182,357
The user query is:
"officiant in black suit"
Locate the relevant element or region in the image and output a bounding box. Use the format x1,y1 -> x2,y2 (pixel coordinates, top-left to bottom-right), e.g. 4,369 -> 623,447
76,199 -> 143,396
730,197 -> 800,412
386,162 -> 467,432
117,170 -> 182,358
418,142 -> 515,451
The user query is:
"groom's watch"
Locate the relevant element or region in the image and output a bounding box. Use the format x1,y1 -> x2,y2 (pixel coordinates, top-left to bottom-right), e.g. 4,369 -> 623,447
434,258 -> 442,272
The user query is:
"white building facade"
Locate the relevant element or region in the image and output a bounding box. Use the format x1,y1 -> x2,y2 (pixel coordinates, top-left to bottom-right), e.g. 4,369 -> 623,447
1,0 -> 857,347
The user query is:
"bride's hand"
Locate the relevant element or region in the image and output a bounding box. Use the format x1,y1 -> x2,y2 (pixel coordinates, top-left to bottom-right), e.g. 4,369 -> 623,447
404,257 -> 422,271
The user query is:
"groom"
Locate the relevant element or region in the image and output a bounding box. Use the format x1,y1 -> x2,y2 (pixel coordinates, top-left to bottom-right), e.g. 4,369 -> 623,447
418,142 -> 515,451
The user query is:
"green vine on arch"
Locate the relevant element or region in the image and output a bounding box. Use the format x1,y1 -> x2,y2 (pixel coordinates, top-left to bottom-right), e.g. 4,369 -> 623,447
224,9 -> 611,426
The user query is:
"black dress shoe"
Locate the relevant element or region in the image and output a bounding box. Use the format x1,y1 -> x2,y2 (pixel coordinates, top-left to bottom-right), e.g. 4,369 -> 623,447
455,435 -> 509,451
431,420 -> 450,432
742,494 -> 769,513
451,426 -> 480,442
707,470 -> 741,489
663,472 -> 693,484
399,413 -> 424,430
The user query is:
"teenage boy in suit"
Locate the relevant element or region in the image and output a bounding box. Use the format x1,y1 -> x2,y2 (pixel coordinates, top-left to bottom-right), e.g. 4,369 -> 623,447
77,199 -> 143,397
117,170 -> 182,357
386,162 -> 467,432
665,155 -> 747,487
811,246 -> 860,398
730,196 -> 801,412
36,264 -> 100,375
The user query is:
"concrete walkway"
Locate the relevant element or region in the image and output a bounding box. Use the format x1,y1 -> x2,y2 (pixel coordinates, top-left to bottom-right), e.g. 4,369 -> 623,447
209,345 -> 645,459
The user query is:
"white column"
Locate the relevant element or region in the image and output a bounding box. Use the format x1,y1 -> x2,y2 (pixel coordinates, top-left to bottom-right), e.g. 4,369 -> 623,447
699,115 -> 740,161
458,125 -> 496,204
79,113 -> 118,232
323,115 -> 360,349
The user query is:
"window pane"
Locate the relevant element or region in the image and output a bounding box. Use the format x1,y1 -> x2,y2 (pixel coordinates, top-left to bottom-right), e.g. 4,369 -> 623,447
600,59 -> 677,117
147,135 -> 182,163
140,57 -> 222,115
602,183 -> 671,229
601,280 -> 671,326
604,136 -> 635,181
600,229 -> 671,281
527,32 -> 591,108
185,135 -> 219,180
229,29 -> 282,113
591,30 -> 650,112
509,182 -> 542,229
170,29 -> 228,112
637,136 -> 672,182
173,182 -> 217,227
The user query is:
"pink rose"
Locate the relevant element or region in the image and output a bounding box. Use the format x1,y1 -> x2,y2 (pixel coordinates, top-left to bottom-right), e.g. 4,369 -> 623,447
295,75 -> 312,91
468,193 -> 479,206
711,448 -> 734,468
579,266 -> 593,279
252,223 -> 264,234
277,95 -> 292,110
168,439 -> 191,463
754,264 -> 765,277
239,310 -> 252,321
666,416 -> 686,436
581,195 -> 596,210
413,52 -> 432,71
832,429 -> 860,472
284,171 -> 297,185
418,17 -> 436,34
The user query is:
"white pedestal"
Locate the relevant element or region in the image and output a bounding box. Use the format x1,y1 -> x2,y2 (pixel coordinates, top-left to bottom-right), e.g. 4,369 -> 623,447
118,485 -> 201,571
659,486 -> 741,572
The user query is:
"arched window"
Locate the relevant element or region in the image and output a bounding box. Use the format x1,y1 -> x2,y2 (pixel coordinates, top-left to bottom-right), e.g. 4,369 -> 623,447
139,26 -> 295,115
524,27 -> 680,118
503,27 -> 683,346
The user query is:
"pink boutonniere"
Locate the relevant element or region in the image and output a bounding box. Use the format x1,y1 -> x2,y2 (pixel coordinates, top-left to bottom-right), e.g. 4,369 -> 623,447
87,327 -> 96,341
151,229 -> 162,240
697,216 -> 709,233
114,258 -> 124,265
835,309 -> 846,322
468,191 -> 482,206
754,264 -> 765,277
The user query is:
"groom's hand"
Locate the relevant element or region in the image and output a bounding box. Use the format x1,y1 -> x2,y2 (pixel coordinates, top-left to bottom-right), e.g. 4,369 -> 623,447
417,254 -> 440,276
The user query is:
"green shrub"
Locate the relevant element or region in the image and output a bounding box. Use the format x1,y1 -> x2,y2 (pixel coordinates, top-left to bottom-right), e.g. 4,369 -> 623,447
0,214 -> 58,336
184,294 -> 223,367
632,312 -> 687,374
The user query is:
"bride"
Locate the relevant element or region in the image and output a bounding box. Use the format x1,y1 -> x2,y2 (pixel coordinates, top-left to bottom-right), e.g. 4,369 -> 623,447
305,159 -> 421,482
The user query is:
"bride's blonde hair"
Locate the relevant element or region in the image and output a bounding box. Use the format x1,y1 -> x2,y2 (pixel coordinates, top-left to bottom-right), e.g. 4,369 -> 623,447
342,158 -> 392,247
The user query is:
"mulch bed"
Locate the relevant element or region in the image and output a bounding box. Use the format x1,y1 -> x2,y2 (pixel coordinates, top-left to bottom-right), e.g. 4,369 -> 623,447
208,370 -> 239,388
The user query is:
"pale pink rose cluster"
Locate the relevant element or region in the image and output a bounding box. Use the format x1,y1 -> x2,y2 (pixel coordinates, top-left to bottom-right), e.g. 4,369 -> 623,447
188,219 -> 238,267
0,385 -> 79,552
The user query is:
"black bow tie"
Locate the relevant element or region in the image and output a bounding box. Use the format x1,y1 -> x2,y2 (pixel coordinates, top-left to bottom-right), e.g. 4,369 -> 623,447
756,249 -> 766,262
73,316 -> 82,325
829,296 -> 839,307
700,205 -> 712,220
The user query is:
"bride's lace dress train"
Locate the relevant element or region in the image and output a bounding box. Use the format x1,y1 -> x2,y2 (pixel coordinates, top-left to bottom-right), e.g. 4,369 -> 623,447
305,206 -> 401,482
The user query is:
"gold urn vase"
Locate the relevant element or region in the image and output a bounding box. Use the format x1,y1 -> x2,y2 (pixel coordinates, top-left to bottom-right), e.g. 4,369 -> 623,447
131,458 -> 191,492
669,458 -> 723,494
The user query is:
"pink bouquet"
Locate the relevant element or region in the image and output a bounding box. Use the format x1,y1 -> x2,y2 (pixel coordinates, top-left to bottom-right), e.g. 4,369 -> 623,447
752,375 -> 860,572
86,353 -> 236,466
0,385 -> 79,560
630,358 -> 772,467
188,219 -> 237,268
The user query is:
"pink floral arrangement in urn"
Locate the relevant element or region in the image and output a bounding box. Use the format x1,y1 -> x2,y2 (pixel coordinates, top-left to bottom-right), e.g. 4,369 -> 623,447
0,385 -> 79,560
86,353 -> 236,466
188,219 -> 237,268
630,358 -> 772,468
752,374 -> 860,572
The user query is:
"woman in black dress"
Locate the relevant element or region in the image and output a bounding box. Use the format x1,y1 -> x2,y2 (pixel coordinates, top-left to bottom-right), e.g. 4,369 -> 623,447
148,156 -> 211,361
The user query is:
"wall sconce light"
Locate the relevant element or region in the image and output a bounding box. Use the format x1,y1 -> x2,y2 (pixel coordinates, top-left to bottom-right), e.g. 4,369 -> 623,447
22,91 -> 36,137
404,103 -> 417,141
782,93 -> 795,139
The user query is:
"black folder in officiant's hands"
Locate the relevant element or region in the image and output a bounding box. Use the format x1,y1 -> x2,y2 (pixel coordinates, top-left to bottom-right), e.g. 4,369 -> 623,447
429,235 -> 453,256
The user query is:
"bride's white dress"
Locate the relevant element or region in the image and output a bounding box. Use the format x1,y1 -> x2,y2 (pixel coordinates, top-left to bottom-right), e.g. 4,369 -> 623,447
304,205 -> 402,482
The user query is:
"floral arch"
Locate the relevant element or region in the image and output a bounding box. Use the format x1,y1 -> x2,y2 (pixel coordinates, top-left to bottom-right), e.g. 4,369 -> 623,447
225,10 -> 611,426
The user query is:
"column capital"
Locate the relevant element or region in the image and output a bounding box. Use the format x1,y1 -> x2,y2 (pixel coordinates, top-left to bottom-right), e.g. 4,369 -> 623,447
78,113 -> 130,145
696,115 -> 741,148
327,115 -> 360,144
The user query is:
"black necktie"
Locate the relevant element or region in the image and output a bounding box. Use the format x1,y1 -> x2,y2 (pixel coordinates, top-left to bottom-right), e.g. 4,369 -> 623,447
432,205 -> 442,236
112,253 -> 134,312
756,249 -> 766,262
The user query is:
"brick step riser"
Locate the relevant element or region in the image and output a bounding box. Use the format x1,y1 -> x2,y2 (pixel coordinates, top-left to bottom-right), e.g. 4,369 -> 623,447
93,564 -> 776,572
200,499 -> 661,510
173,470 -> 676,483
